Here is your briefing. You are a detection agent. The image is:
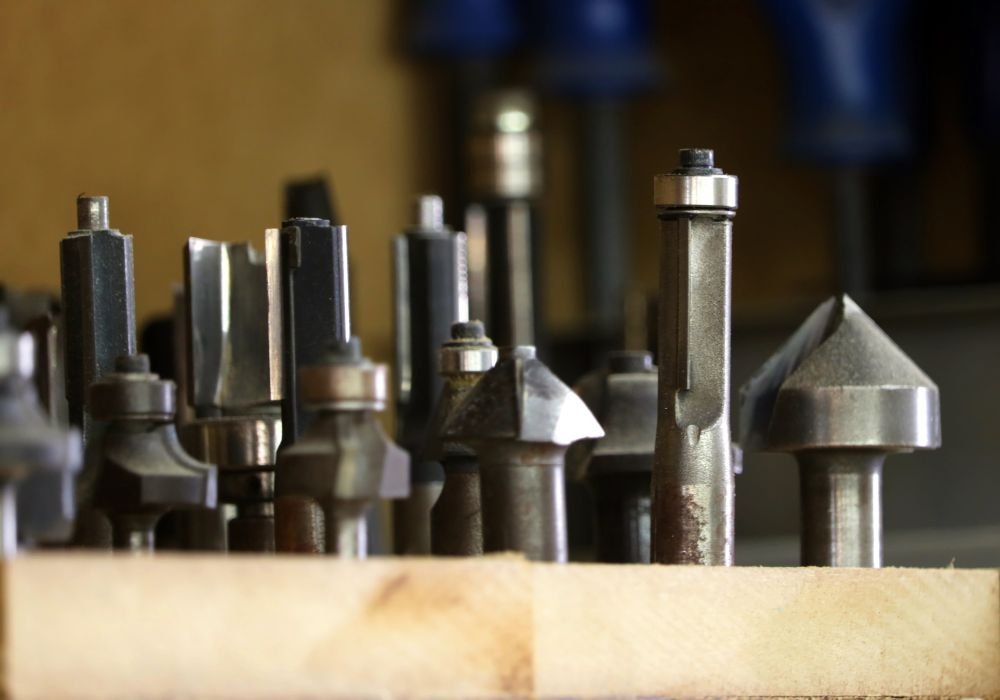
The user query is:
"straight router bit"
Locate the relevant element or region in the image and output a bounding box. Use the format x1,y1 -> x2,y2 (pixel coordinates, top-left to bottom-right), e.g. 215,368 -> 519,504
0,312 -> 82,556
651,148 -> 738,565
443,346 -> 603,562
275,338 -> 409,557
566,351 -> 657,563
88,354 -> 217,552
426,321 -> 497,556
739,295 -> 941,567
392,194 -> 467,554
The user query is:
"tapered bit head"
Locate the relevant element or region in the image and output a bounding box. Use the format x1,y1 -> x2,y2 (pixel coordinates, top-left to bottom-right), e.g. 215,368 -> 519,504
444,346 -> 604,447
739,295 -> 941,453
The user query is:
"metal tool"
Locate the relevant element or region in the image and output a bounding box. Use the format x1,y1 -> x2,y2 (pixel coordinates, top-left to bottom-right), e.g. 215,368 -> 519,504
467,90 -> 543,347
566,351 -> 656,563
275,338 -> 409,557
426,321 -> 497,556
651,148 -> 738,565
88,354 -> 217,552
0,311 -> 81,555
739,295 -> 941,567
443,345 -> 603,562
392,194 -> 467,554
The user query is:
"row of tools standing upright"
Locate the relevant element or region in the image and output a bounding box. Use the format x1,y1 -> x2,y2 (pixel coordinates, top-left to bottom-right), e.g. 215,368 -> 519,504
0,148 -> 941,568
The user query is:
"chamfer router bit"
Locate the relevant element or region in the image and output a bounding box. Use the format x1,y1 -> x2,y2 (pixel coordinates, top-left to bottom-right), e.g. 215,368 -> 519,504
179,236 -> 283,551
652,148 -> 738,565
392,194 -> 467,554
739,295 -> 941,567
443,346 -> 604,562
426,321 -> 498,556
88,354 -> 217,552
275,338 -> 409,557
566,351 -> 657,563
0,311 -> 82,556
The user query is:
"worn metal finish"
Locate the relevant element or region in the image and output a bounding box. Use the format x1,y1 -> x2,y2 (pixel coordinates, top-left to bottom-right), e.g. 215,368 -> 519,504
276,338 -> 409,558
87,354 -> 217,552
651,148 -> 738,566
427,321 -> 497,556
0,314 -> 82,555
567,351 -> 657,563
392,195 -> 466,555
739,295 -> 942,567
444,346 -> 603,562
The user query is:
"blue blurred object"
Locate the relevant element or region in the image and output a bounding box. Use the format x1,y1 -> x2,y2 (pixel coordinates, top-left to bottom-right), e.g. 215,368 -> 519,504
760,0 -> 914,164
411,0 -> 522,56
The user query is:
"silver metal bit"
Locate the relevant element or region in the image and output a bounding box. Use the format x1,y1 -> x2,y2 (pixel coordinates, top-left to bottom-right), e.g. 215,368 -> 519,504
651,148 -> 738,565
566,351 -> 657,563
739,295 -> 941,567
427,321 -> 498,556
443,346 -> 603,562
275,338 -> 409,558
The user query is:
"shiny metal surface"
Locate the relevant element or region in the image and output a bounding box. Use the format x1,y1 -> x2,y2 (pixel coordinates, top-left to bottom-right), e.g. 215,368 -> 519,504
739,294 -> 941,568
468,90 -> 542,200
443,345 -> 603,562
652,149 -> 738,566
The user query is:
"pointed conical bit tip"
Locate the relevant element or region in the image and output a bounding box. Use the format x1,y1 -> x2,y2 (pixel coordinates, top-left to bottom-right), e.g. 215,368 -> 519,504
739,294 -> 941,453
443,347 -> 604,446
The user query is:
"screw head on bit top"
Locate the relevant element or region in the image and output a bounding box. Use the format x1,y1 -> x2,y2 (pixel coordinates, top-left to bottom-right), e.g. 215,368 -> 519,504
654,148 -> 738,210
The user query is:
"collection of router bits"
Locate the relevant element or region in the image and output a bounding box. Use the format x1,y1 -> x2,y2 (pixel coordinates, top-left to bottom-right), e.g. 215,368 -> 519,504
0,146 -> 942,569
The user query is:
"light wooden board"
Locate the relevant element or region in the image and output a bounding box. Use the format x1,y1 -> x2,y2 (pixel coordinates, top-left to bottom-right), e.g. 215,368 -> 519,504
3,554 -> 997,699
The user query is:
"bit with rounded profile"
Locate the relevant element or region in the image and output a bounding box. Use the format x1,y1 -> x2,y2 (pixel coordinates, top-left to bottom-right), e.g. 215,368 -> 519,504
739,294 -> 941,567
443,345 -> 604,562
567,351 -> 657,563
275,338 -> 409,557
652,148 -> 738,565
426,321 -> 498,556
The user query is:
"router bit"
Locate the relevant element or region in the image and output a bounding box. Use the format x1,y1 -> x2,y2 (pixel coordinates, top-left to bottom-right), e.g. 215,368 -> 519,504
651,148 -> 738,566
566,351 -> 657,563
392,194 -> 467,554
426,321 -> 498,556
739,295 -> 941,567
88,354 -> 217,552
178,236 -> 283,552
0,312 -> 81,555
276,217 -> 350,442
275,338 -> 409,557
443,346 -> 603,562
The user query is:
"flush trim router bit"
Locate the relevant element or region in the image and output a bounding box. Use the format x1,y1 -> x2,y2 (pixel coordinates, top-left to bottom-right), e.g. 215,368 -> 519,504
652,148 -> 738,565
426,321 -> 497,556
567,351 -> 657,563
739,295 -> 941,567
392,194 -> 467,555
88,354 -> 217,552
443,345 -> 603,562
275,338 -> 409,557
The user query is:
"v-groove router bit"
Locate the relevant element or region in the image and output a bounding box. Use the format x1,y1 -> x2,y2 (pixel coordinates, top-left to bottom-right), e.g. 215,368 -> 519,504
739,295 -> 941,567
392,194 -> 467,555
275,338 -> 409,557
89,354 -> 217,552
566,351 -> 657,563
443,346 -> 603,562
652,148 -> 738,565
0,311 -> 82,556
426,321 -> 498,556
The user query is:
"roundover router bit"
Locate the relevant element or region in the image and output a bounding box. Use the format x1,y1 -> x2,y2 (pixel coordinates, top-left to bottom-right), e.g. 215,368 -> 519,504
443,345 -> 604,562
651,148 -> 738,566
426,321 -> 498,556
739,294 -> 941,567
88,354 -> 217,552
275,338 -> 409,558
0,314 -> 82,556
566,351 -> 657,563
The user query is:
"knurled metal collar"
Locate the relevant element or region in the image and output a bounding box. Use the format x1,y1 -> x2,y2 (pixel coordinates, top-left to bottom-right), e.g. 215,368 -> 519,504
89,355 -> 175,421
299,361 -> 387,410
439,321 -> 498,375
180,415 -> 281,470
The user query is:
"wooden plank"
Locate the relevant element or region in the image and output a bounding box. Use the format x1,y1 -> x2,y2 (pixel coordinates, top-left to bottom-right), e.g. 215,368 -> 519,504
3,554 -> 997,699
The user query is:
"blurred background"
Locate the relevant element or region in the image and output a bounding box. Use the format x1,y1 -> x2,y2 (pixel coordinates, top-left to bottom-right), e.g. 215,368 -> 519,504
1,0 -> 997,564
